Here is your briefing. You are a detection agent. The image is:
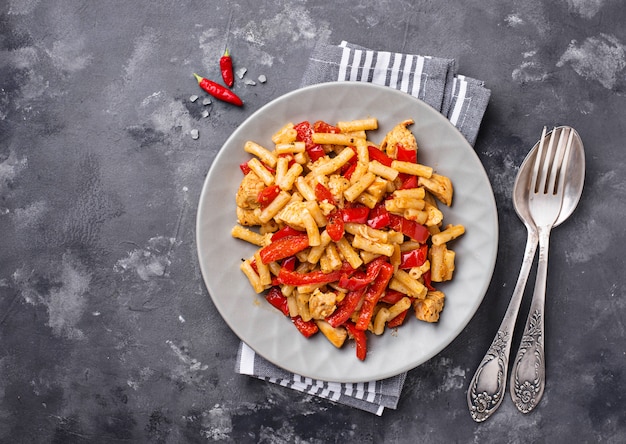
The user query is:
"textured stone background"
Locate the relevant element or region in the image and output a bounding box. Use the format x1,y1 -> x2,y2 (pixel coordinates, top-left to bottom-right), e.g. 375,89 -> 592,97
1,0 -> 625,442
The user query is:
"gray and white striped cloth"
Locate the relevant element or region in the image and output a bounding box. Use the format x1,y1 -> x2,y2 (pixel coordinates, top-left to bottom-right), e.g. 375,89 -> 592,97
235,41 -> 490,415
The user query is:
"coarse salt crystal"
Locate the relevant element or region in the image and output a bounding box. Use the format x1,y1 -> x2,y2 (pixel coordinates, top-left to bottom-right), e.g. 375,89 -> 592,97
236,67 -> 247,79
189,95 -> 199,102
202,97 -> 212,105
258,74 -> 267,83
244,79 -> 256,86
190,129 -> 199,139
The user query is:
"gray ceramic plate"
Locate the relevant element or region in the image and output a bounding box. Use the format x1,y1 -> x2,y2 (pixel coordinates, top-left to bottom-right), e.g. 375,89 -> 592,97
196,82 -> 498,382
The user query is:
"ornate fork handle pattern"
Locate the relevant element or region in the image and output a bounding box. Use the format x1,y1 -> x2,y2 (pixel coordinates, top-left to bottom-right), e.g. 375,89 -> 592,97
467,229 -> 538,422
511,308 -> 545,413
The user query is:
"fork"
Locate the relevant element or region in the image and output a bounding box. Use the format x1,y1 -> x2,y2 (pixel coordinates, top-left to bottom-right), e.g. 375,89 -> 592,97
509,126 -> 574,413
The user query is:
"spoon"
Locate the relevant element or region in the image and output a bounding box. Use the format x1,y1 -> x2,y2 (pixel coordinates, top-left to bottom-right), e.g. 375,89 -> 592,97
467,126 -> 585,422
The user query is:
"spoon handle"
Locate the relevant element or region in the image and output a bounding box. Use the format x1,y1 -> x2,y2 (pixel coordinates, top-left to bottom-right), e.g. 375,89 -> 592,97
467,228 -> 538,422
510,225 -> 550,413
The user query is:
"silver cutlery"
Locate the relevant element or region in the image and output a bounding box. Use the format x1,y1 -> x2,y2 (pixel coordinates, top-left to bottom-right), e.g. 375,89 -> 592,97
468,126 -> 585,421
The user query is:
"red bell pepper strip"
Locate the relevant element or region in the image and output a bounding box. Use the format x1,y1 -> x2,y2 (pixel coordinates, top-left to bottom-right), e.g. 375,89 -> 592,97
294,121 -> 326,162
256,184 -> 280,208
193,73 -> 243,106
220,49 -> 234,87
326,210 -> 344,242
341,206 -> 370,224
386,309 -> 409,328
399,244 -> 429,269
271,226 -> 304,241
396,144 -> 417,163
259,234 -> 309,264
389,214 -> 430,243
278,267 -> 342,286
326,287 -> 366,328
345,321 -> 367,361
367,203 -> 390,229
314,183 -> 335,203
240,162 -> 251,175
378,289 -> 406,304
423,269 -> 437,291
399,175 -> 418,189
355,262 -> 394,330
338,256 -> 388,291
266,286 -> 289,316
367,145 -> 393,167
341,159 -> 358,179
292,316 -> 319,337
281,256 -> 297,271
313,120 -> 341,134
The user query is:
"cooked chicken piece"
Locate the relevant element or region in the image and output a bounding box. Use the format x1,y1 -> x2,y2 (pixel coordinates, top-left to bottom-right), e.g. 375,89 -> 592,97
327,174 -> 350,207
380,119 -> 417,159
424,202 -> 444,227
413,290 -> 445,322
236,206 -> 262,226
309,288 -> 338,319
420,173 -> 453,206
236,172 -> 265,209
275,201 -> 310,230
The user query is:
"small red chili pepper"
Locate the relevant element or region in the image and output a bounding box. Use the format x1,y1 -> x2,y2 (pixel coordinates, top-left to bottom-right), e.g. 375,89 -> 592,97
193,73 -> 242,106
220,49 -> 234,87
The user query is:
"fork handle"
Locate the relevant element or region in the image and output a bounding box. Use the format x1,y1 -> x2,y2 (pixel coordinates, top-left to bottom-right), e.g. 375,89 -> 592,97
467,227 -> 538,422
510,225 -> 550,413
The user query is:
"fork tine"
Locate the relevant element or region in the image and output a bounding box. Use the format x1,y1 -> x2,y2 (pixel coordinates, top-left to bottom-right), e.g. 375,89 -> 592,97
537,127 -> 557,194
530,126 -> 547,194
547,128 -> 569,194
555,128 -> 574,194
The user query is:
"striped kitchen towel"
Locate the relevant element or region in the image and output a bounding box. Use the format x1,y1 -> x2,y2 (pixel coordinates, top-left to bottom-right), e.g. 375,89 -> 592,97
301,40 -> 490,146
237,342 -> 406,416
235,41 -> 490,415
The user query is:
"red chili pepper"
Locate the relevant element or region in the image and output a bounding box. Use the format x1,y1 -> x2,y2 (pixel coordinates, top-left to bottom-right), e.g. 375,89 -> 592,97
193,73 -> 242,106
256,184 -> 280,208
266,286 -> 289,316
325,210 -> 344,242
292,316 -> 319,338
386,309 -> 409,328
220,49 -> 234,87
259,234 -> 309,264
355,262 -> 394,330
367,146 -> 393,167
325,287 -> 366,328
366,203 -> 390,229
396,144 -> 417,163
345,321 -> 367,361
341,206 -> 370,224
399,244 -> 428,269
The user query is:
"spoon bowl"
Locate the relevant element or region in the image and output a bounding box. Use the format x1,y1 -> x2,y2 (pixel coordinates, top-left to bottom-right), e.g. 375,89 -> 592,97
514,126 -> 585,228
